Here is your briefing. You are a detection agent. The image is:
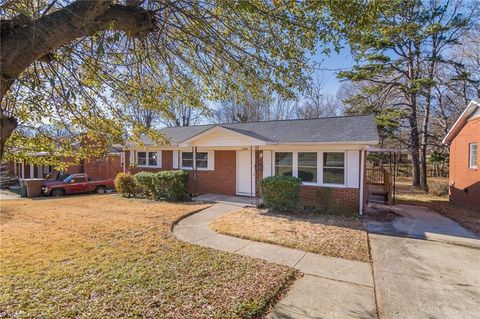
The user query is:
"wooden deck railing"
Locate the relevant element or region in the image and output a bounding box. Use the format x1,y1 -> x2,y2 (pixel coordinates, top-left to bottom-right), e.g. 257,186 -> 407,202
366,168 -> 393,205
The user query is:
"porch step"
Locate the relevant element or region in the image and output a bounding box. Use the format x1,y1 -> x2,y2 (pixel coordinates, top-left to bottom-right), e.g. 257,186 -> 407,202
368,185 -> 388,196
369,194 -> 388,204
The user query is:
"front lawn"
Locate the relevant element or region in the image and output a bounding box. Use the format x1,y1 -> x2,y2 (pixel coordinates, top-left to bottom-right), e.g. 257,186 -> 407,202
210,208 -> 370,262
0,195 -> 295,318
396,177 -> 480,236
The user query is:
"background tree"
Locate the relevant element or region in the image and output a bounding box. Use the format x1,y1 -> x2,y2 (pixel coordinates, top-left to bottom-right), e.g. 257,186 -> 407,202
339,0 -> 479,189
294,78 -> 339,119
3,0 -> 378,166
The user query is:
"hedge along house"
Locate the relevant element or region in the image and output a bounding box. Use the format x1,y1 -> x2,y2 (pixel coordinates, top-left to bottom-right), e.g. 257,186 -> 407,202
443,100 -> 480,209
124,114 -> 379,214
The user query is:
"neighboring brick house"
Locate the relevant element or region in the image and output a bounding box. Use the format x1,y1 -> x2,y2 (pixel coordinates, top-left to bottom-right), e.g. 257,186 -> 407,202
443,100 -> 480,209
125,115 -> 379,215
9,144 -> 124,180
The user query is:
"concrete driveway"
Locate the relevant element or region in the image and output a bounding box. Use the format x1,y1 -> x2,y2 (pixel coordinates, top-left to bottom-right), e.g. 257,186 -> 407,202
367,205 -> 480,318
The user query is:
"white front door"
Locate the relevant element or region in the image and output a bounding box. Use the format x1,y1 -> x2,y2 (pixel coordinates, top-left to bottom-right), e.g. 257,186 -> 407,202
236,150 -> 255,196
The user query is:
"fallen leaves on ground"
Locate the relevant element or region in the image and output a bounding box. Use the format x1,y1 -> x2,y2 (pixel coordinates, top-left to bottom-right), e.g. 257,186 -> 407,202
210,208 -> 370,262
0,195 -> 295,318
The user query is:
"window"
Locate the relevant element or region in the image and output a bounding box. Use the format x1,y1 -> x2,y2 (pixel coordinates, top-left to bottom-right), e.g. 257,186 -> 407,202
137,152 -> 147,166
469,143 -> 478,169
182,152 -> 194,169
323,152 -> 345,184
74,176 -> 86,183
298,152 -> 317,183
275,152 -> 293,176
137,151 -> 159,167
196,152 -> 208,169
148,152 -> 158,166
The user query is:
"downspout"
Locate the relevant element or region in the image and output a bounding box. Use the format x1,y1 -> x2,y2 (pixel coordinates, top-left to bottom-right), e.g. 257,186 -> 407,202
194,146 -> 198,196
250,145 -> 253,205
359,149 -> 365,215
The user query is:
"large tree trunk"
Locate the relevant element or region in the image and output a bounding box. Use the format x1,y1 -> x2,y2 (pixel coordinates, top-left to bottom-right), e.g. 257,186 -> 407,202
0,116 -> 18,160
408,95 -> 421,188
420,92 -> 431,191
0,0 -> 156,160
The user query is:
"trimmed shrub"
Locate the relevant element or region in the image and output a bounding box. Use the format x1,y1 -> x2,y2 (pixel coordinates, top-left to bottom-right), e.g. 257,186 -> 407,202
134,171 -> 156,199
429,182 -> 449,196
153,170 -> 189,201
114,173 -> 138,198
260,176 -> 301,212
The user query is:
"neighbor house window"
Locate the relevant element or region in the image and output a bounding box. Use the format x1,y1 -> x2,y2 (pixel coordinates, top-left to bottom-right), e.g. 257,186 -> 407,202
148,152 -> 158,166
323,152 -> 345,184
275,152 -> 293,176
298,152 -> 317,183
137,152 -> 147,166
181,152 -> 194,169
469,143 -> 478,169
196,152 -> 208,169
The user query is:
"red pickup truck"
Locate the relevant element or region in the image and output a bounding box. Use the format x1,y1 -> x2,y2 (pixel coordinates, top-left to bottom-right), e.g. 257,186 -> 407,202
41,173 -> 114,196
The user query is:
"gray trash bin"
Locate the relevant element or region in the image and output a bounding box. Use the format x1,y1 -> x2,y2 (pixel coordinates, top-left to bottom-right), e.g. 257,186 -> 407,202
19,179 -> 28,197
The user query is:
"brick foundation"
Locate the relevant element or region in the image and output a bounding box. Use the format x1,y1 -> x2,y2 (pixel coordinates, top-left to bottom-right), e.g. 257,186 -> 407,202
300,185 -> 360,213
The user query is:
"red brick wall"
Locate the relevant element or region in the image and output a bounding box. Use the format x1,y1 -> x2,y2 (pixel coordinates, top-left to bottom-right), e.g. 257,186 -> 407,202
126,150 -> 237,196
449,117 -> 480,208
300,186 -> 360,213
83,155 -> 122,180
189,150 -> 236,195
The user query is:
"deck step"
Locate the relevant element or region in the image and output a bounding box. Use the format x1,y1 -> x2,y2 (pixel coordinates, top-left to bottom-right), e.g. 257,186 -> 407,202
368,194 -> 387,204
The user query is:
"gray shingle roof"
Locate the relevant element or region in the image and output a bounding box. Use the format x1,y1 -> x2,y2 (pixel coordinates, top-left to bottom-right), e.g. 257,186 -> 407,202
142,114 -> 378,145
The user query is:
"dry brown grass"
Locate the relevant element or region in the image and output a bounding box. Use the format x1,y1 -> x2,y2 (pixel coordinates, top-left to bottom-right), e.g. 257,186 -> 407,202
396,176 -> 480,236
395,176 -> 449,203
210,208 -> 370,262
0,195 -> 295,318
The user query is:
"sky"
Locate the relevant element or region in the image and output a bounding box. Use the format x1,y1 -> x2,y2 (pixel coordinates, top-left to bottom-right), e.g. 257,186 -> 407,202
311,45 -> 356,95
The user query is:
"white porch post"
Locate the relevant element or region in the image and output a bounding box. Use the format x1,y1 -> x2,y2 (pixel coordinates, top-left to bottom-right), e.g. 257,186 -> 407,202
359,149 -> 365,215
21,162 -> 25,179
30,164 -> 34,179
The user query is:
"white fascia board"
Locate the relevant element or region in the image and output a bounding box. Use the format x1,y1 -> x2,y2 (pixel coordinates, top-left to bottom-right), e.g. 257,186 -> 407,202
442,100 -> 479,145
269,140 -> 379,145
178,126 -> 268,147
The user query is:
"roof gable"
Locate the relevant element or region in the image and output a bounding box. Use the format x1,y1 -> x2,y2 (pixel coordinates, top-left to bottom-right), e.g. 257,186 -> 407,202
179,126 -> 268,147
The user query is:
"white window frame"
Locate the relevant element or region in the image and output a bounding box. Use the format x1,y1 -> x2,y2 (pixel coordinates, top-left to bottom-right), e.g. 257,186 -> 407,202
322,152 -> 346,186
136,151 -> 161,168
274,152 -> 294,177
273,151 -> 347,187
297,152 -> 318,185
469,143 -> 478,169
181,150 -> 214,171
195,151 -> 209,169
181,151 -> 194,170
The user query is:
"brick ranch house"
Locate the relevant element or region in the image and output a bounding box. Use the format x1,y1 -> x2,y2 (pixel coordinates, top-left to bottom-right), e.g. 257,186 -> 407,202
443,100 -> 480,209
125,114 -> 379,214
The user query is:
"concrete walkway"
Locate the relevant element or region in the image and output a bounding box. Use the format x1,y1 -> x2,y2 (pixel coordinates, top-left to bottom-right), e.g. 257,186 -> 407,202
174,203 -> 377,319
